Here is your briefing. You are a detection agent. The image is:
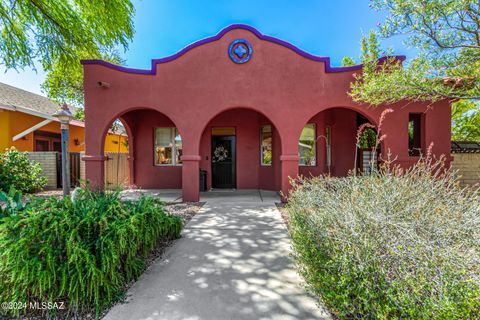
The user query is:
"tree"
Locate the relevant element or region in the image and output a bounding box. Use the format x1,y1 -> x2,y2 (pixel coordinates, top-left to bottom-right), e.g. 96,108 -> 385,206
341,56 -> 357,66
452,99 -> 480,141
350,0 -> 480,105
0,0 -> 134,105
41,51 -> 123,106
73,107 -> 85,122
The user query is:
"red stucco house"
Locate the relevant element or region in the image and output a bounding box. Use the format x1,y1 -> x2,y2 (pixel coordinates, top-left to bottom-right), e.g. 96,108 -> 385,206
81,25 -> 451,202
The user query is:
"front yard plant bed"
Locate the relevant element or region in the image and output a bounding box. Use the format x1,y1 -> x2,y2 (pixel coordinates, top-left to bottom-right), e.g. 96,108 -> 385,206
287,159 -> 480,319
0,189 -> 183,319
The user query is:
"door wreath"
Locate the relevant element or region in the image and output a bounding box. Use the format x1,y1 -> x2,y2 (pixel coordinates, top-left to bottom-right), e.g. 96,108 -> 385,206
213,145 -> 228,162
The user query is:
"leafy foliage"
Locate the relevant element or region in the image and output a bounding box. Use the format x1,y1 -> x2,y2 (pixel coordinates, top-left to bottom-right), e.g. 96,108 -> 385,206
0,187 -> 24,222
341,56 -> 356,67
0,147 -> 47,193
287,158 -> 480,319
0,189 -> 182,318
350,0 -> 480,104
42,52 -> 123,106
452,99 -> 480,141
357,127 -> 377,149
0,0 -> 134,71
0,0 -> 134,106
73,107 -> 85,121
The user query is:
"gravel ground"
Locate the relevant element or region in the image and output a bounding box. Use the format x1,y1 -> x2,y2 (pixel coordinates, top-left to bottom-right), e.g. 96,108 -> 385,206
276,203 -> 291,228
163,202 -> 204,225
31,189 -> 64,198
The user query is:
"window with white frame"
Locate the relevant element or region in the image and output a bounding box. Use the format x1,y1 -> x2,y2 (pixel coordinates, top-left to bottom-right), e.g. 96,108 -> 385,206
154,128 -> 182,165
298,124 -> 316,166
261,125 -> 272,166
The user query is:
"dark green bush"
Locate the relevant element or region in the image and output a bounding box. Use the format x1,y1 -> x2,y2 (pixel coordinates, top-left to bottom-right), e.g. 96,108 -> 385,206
0,187 -> 24,223
358,127 -> 377,149
0,189 -> 182,317
0,147 -> 47,193
287,160 -> 480,319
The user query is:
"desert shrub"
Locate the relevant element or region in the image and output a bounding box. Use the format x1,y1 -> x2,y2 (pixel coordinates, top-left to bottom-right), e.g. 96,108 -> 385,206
287,159 -> 480,319
0,147 -> 47,193
0,189 -> 182,317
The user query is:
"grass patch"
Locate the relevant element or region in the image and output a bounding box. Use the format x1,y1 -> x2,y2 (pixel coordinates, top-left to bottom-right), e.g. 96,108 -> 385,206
0,189 -> 182,318
287,160 -> 480,319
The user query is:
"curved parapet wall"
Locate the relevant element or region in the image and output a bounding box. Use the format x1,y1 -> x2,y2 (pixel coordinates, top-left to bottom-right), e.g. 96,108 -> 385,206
81,24 -> 406,74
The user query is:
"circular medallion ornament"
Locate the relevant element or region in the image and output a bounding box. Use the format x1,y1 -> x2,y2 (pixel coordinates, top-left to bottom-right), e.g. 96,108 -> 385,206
228,39 -> 252,64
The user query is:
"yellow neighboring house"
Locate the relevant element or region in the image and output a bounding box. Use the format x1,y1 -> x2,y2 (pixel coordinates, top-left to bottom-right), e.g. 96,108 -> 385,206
0,82 -> 127,153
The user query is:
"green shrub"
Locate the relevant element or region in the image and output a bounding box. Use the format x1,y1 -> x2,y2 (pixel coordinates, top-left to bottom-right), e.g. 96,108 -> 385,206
0,147 -> 47,193
287,159 -> 480,319
358,127 -> 377,149
0,189 -> 182,317
0,187 -> 24,223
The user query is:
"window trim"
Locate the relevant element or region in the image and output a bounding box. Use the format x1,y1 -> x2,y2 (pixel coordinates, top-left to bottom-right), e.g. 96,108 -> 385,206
260,124 -> 272,166
299,123 -> 317,167
154,127 -> 182,166
408,113 -> 423,157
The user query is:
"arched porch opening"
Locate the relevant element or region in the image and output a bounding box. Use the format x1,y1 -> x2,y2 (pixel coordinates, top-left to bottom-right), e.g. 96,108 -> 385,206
102,118 -> 131,188
98,108 -> 183,190
297,107 -> 379,178
198,107 -> 282,192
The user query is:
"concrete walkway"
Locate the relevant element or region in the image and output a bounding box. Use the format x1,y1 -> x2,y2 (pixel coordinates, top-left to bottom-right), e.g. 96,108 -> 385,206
104,190 -> 331,320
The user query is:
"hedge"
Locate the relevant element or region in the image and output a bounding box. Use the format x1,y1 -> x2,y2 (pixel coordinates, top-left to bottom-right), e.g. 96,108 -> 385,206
0,189 -> 182,318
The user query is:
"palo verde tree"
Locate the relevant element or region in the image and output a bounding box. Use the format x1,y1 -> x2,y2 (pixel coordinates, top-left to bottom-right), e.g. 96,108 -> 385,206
349,0 -> 479,104
350,29 -> 480,141
0,0 -> 134,106
451,99 -> 480,141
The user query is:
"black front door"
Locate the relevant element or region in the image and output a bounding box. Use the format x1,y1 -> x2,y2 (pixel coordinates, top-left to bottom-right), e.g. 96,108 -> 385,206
211,136 -> 236,188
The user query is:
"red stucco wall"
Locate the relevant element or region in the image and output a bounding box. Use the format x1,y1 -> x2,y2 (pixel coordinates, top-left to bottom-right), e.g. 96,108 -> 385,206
199,108 -> 280,191
299,108 -> 358,178
127,109 -> 182,189
81,25 -> 452,202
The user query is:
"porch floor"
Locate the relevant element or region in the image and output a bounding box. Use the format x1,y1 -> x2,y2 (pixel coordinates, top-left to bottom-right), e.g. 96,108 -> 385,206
119,189 -> 281,203
120,189 -> 183,203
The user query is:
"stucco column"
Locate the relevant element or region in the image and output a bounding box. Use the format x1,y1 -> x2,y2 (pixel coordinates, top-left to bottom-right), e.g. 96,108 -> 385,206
82,155 -> 105,189
127,134 -> 135,186
280,154 -> 299,202
181,155 -> 201,202
378,112 -> 410,169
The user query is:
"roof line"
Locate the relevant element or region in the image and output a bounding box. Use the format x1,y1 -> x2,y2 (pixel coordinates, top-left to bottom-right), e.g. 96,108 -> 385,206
0,81 -> 59,104
0,103 -> 53,119
81,24 -> 406,74
0,103 -> 88,128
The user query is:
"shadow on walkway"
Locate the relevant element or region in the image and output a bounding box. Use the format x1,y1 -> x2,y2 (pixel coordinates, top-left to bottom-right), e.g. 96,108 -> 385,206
104,192 -> 331,320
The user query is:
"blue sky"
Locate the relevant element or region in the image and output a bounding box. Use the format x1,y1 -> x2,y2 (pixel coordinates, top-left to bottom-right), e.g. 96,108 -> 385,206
1,0 -> 414,96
